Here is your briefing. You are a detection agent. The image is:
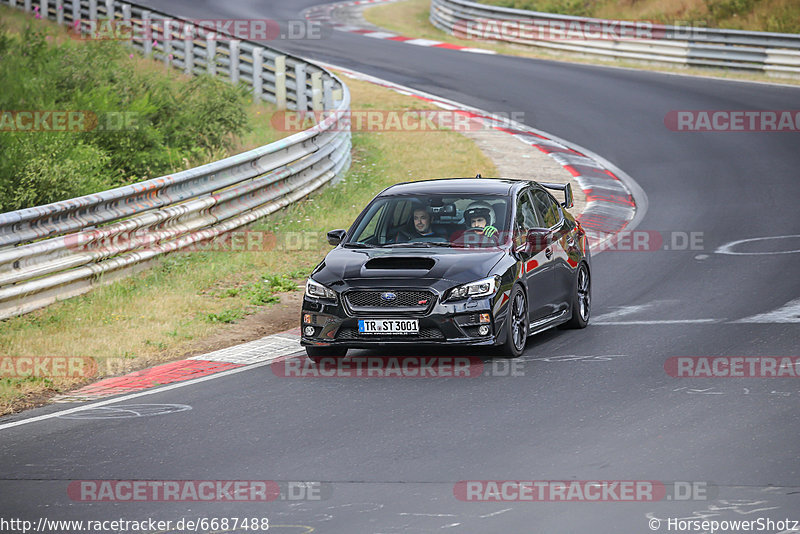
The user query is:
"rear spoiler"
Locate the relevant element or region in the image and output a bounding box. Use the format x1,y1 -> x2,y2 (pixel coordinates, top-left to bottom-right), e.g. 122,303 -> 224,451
539,182 -> 574,209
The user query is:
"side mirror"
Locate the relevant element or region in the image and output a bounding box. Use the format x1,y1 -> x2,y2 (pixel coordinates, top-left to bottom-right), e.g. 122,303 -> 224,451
539,182 -> 573,209
561,183 -> 574,209
526,228 -> 552,253
327,229 -> 347,246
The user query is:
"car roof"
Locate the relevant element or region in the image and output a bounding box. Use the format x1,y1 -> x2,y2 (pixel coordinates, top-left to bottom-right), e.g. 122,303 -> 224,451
376,178 -> 530,197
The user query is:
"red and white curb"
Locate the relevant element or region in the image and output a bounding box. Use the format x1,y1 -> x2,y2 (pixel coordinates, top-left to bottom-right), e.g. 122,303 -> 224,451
303,0 -> 496,54
52,331 -> 303,403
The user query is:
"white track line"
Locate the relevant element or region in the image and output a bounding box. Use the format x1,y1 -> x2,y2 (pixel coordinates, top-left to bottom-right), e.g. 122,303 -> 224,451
0,351 -> 303,431
593,319 -> 720,325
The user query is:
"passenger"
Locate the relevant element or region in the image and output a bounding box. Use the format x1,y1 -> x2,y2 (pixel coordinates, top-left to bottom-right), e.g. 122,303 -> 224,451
411,206 -> 436,238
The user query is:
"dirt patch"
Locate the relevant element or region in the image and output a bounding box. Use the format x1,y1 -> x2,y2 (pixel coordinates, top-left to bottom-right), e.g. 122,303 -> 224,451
176,291 -> 303,359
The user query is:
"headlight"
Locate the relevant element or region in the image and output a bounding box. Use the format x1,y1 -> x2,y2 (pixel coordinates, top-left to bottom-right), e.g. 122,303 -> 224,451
305,278 -> 337,300
445,275 -> 501,301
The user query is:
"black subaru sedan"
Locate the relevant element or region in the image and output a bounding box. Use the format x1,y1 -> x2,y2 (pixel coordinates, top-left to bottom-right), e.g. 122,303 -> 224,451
300,178 -> 591,361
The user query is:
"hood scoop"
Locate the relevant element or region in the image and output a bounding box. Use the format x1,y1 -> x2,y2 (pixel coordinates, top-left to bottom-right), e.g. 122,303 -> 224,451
364,256 -> 435,271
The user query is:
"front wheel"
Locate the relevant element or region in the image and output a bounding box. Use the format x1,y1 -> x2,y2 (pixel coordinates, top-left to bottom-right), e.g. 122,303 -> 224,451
305,346 -> 348,364
502,285 -> 528,358
563,263 -> 590,329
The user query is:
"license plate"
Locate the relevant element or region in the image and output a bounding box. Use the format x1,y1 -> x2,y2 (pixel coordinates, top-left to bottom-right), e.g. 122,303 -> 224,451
358,319 -> 419,335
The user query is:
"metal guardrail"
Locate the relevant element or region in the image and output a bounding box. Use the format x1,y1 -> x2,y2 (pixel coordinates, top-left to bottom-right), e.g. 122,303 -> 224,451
430,0 -> 800,75
0,0 -> 351,319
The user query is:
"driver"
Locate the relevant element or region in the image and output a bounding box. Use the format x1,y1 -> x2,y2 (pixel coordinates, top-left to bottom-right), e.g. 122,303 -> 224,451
463,201 -> 498,237
397,203 -> 445,241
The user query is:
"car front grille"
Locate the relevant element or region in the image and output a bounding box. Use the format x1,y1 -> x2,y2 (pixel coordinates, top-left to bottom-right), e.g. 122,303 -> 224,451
336,327 -> 444,340
345,290 -> 435,312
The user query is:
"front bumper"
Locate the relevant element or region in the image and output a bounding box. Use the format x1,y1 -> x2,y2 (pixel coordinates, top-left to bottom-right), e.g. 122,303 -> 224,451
300,291 -> 505,348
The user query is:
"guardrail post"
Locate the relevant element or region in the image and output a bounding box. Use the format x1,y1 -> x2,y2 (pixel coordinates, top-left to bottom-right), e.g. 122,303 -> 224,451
323,78 -> 333,110
104,0 -> 113,19
142,10 -> 152,56
10,0 -> 17,10
294,63 -> 307,111
72,0 -> 80,30
229,40 -> 240,85
88,0 -> 96,22
55,0 -> 63,24
275,55 -> 287,110
24,0 -> 31,13
41,0 -> 49,20
252,47 -> 264,101
206,33 -> 217,76
184,24 -> 194,75
162,19 -> 172,67
121,3 -> 135,51
332,86 -> 343,107
311,71 -> 322,111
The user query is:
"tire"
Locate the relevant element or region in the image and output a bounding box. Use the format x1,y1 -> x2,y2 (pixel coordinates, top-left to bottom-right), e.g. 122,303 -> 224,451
305,346 -> 348,364
502,284 -> 528,358
563,262 -> 590,329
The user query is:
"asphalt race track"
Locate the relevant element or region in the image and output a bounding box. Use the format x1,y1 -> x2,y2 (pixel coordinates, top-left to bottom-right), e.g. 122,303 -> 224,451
1,1 -> 799,532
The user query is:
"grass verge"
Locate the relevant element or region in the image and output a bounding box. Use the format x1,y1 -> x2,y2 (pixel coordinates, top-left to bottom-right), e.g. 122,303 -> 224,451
0,72 -> 497,415
363,0 -> 800,86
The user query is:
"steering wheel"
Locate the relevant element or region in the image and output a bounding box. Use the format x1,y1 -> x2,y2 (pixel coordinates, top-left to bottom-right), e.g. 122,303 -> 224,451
463,227 -> 499,244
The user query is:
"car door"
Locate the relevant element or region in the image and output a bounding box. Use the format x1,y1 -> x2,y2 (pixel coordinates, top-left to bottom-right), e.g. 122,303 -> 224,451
514,189 -> 556,322
531,188 -> 572,315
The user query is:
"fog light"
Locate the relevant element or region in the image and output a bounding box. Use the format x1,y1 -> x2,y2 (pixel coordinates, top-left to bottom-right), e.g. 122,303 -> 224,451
479,313 -> 491,323
304,326 -> 315,336
478,325 -> 490,336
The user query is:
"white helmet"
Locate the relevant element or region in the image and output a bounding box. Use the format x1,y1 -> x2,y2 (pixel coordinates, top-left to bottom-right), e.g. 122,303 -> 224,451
464,201 -> 494,227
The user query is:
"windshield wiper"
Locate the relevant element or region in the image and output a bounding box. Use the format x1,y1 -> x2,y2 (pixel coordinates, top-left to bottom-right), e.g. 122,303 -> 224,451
380,242 -> 434,248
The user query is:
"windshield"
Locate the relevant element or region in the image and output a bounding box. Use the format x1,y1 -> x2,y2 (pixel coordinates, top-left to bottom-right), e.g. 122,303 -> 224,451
346,194 -> 511,248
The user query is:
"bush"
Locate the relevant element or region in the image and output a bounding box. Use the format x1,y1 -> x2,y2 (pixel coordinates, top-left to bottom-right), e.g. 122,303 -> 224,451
0,19 -> 252,212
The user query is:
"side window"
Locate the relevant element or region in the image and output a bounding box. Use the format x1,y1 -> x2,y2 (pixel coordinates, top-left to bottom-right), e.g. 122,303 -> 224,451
514,191 -> 541,247
391,200 -> 413,228
532,190 -> 561,228
355,202 -> 387,243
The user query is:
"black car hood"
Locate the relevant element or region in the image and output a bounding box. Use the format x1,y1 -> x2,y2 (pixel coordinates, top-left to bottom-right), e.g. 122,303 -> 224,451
313,246 -> 506,287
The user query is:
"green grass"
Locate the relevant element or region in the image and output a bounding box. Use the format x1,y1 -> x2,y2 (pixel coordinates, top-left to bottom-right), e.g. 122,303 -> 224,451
206,309 -> 246,324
